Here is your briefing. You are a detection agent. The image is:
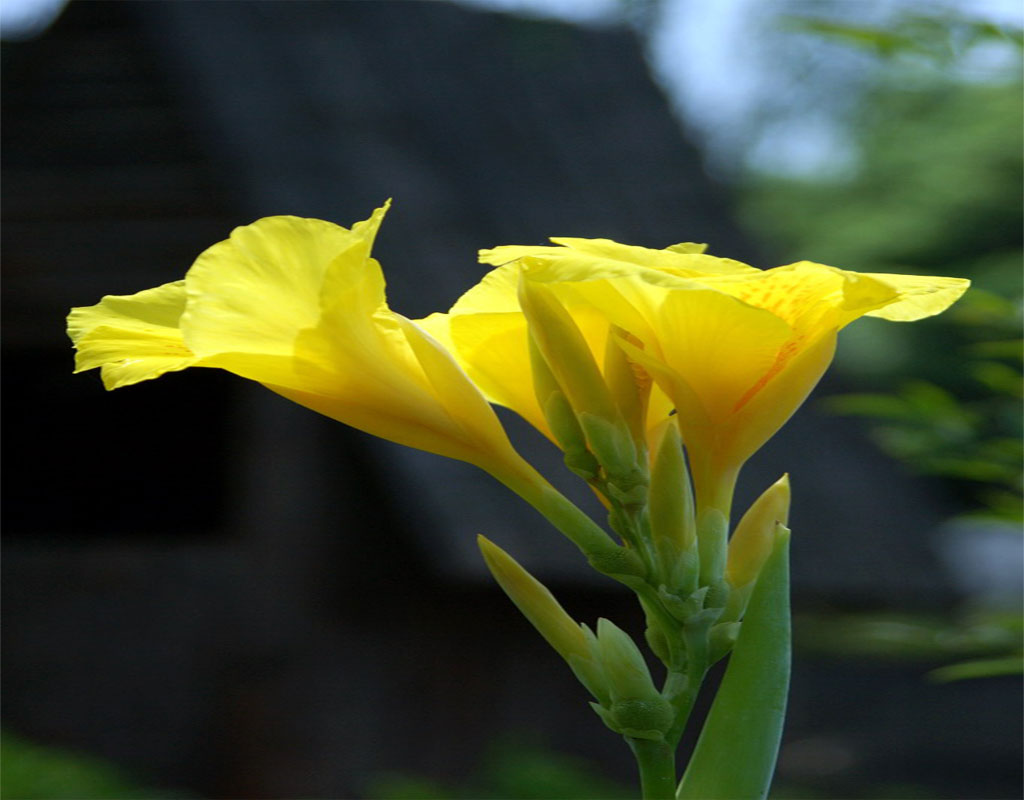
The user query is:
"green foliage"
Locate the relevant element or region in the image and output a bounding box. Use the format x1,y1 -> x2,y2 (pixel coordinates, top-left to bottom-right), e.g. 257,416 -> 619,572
782,11 -> 1023,65
0,731 -> 176,800
795,610 -> 1022,662
929,654 -> 1024,682
743,79 -> 1022,275
824,293 -> 1022,521
795,607 -> 1024,684
741,58 -> 1023,523
364,738 -> 632,800
739,5 -> 1024,686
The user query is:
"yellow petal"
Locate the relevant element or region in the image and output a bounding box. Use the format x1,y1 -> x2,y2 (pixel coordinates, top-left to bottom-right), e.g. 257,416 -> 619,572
480,237 -> 758,279
401,315 -> 528,469
694,262 -> 863,332
276,228 -> 525,469
549,237 -> 757,277
724,332 -> 838,468
859,272 -> 971,321
649,289 -> 793,421
67,280 -> 201,389
182,203 -> 521,470
436,262 -> 614,441
180,207 -> 389,387
439,264 -> 551,436
479,232 -> 970,517
68,204 -> 537,480
698,261 -> 970,333
527,270 -> 792,422
273,314 -> 519,469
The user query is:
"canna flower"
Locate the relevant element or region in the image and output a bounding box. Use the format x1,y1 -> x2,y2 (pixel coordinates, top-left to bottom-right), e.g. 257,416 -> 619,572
418,259 -> 676,457
67,204 -> 538,483
478,238 -> 970,515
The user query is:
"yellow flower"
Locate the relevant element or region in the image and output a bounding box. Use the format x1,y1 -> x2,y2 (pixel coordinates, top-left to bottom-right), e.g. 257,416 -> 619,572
418,259 -> 675,451
67,204 -> 534,479
479,238 -> 970,514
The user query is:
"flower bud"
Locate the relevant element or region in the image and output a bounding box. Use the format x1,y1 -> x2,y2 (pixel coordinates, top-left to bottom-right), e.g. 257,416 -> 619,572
592,618 -> 675,740
603,326 -> 652,445
478,535 -> 606,699
649,421 -> 699,591
726,474 -> 791,590
586,545 -> 648,580
595,618 -> 661,704
528,335 -> 599,480
606,698 -> 675,741
519,277 -> 638,478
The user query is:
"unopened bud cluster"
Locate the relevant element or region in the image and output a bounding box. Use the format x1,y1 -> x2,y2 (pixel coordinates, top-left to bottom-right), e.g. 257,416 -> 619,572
482,274 -> 794,743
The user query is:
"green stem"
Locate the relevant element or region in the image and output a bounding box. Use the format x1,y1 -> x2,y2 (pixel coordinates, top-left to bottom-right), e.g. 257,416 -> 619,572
664,667 -> 706,747
628,738 -> 677,800
692,456 -> 740,522
490,464 -> 621,560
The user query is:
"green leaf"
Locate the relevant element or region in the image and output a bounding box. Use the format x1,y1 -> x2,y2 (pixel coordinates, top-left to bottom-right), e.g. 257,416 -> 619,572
928,655 -> 1024,683
677,528 -> 791,800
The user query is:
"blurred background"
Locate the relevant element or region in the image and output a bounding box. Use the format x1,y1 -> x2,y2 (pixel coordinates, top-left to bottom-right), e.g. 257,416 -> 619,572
2,0 -> 1021,798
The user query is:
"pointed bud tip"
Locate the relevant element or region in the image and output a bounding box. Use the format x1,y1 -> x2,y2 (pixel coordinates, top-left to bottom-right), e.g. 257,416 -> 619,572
725,479 -> 792,589
477,534 -> 515,580
477,533 -> 496,558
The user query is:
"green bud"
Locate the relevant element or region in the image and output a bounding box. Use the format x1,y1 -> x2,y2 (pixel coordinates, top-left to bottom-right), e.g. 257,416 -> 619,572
708,621 -> 741,665
644,622 -> 671,665
530,335 -> 597,479
649,422 -> 700,593
704,579 -> 731,611
539,387 -> 587,455
603,325 -> 652,445
680,586 -> 709,618
649,422 -> 697,553
606,471 -> 649,508
520,279 -> 646,490
578,412 -> 641,484
724,520 -> 791,622
719,582 -> 752,625
592,694 -> 676,741
595,618 -> 662,704
586,545 -> 647,579
657,586 -> 693,623
571,624 -> 612,704
684,605 -> 724,633
726,474 -> 791,590
608,698 -> 675,741
563,448 -> 601,481
478,535 -> 592,665
520,279 -> 623,439
667,544 -> 700,597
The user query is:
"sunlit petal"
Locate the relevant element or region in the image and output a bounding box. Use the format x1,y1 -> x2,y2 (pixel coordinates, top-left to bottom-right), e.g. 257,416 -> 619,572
67,280 -> 201,389
69,204 -> 534,478
482,236 -> 969,514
